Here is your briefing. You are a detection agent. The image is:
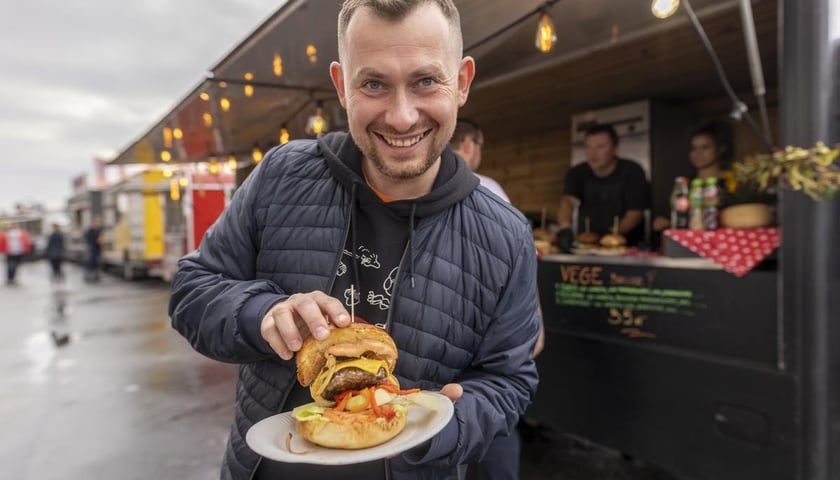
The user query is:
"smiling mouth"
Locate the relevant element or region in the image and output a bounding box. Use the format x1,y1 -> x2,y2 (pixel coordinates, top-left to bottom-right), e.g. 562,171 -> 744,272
377,131 -> 430,148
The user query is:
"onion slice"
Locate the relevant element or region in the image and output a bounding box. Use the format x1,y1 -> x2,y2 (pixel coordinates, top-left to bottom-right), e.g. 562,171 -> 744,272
285,432 -> 314,455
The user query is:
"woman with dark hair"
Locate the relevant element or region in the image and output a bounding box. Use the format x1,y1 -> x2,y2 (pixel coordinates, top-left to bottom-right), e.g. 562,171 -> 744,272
688,121 -> 733,180
652,121 -> 734,234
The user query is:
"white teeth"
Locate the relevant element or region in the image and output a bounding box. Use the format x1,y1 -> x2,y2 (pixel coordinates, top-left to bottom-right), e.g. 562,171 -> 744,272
382,133 -> 424,147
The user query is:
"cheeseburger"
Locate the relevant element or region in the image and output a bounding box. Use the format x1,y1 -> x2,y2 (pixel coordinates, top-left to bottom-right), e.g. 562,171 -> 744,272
292,323 -> 432,449
576,231 -> 600,251
599,233 -> 627,254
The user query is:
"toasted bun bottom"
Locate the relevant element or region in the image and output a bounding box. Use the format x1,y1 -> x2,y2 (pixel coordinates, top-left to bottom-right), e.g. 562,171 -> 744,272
295,409 -> 407,449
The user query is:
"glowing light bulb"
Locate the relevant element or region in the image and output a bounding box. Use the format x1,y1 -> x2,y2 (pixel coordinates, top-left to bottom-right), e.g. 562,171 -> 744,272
252,146 -> 263,163
160,150 -> 171,162
173,128 -> 183,140
273,54 -> 283,77
279,127 -> 290,145
220,97 -> 231,112
199,92 -> 210,101
535,13 -> 557,53
227,156 -> 237,170
651,0 -> 680,19
203,113 -> 213,127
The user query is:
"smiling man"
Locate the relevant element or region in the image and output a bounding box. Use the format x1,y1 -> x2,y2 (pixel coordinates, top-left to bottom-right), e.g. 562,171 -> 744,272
169,2 -> 540,479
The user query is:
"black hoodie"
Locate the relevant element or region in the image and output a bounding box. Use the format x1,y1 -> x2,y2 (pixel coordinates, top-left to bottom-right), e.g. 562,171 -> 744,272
319,131 -> 478,328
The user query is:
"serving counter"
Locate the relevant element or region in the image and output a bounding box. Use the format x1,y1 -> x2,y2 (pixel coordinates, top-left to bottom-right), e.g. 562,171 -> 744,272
530,253 -> 794,480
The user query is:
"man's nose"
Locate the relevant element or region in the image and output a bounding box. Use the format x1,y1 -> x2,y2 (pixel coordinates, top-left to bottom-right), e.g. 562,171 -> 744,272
385,90 -> 420,132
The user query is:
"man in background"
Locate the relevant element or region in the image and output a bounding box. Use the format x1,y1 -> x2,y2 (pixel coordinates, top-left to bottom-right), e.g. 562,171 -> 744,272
46,223 -> 66,283
450,118 -> 510,202
556,124 -> 649,251
0,222 -> 32,286
84,215 -> 102,282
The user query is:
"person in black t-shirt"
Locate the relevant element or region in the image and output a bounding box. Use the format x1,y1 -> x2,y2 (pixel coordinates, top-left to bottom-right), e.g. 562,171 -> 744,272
556,124 -> 649,250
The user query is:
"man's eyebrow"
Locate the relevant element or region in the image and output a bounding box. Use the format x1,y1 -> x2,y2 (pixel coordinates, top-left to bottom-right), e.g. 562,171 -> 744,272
354,67 -> 385,79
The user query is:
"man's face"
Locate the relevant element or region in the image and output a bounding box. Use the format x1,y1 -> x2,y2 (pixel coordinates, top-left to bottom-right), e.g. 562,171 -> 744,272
331,3 -> 475,184
583,132 -> 617,173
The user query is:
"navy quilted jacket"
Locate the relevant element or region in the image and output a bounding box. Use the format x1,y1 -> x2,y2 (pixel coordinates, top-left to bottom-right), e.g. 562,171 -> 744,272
169,132 -> 540,480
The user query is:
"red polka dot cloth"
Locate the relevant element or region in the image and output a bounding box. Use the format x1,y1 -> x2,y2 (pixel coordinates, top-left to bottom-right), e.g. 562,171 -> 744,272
664,228 -> 781,277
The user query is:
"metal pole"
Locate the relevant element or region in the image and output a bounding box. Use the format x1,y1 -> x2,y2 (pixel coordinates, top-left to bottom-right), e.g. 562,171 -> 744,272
779,0 -> 840,479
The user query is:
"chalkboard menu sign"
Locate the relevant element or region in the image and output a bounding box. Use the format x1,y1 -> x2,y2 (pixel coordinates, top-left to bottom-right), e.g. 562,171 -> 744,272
538,258 -> 778,366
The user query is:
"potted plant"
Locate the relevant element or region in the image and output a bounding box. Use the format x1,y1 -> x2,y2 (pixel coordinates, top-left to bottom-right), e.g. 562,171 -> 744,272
719,142 -> 840,228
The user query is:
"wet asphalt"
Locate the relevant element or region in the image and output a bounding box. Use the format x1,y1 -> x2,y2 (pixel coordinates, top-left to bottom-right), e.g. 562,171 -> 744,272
0,260 -> 677,480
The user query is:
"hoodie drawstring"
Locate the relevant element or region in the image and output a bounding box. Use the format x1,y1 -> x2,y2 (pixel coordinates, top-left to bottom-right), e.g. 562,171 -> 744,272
408,202 -> 417,288
350,183 -> 361,297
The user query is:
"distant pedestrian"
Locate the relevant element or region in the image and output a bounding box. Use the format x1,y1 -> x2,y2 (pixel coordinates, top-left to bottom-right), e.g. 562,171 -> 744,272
84,216 -> 103,282
46,223 -> 66,283
0,223 -> 32,286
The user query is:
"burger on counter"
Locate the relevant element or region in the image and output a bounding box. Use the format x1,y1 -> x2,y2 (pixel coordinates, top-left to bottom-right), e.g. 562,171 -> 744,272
598,232 -> 627,255
533,228 -> 556,256
292,323 -> 439,449
575,231 -> 601,251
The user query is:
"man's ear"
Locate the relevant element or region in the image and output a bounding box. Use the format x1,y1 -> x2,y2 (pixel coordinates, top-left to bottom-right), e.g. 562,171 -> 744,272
330,62 -> 347,108
457,56 -> 476,107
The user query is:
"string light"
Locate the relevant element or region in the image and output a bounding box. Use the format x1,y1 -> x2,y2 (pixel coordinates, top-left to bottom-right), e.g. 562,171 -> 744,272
202,113 -> 213,127
535,11 -> 557,53
179,177 -> 189,187
252,145 -> 263,163
306,44 -> 318,64
162,127 -> 173,148
651,0 -> 680,18
160,150 -> 171,162
279,126 -> 290,144
208,161 -> 220,175
305,100 -> 328,135
227,156 -> 238,170
173,127 -> 183,140
163,169 -> 173,178
273,54 -> 283,76
170,178 -> 180,201
244,72 -> 254,97
199,92 -> 210,101
220,97 -> 231,112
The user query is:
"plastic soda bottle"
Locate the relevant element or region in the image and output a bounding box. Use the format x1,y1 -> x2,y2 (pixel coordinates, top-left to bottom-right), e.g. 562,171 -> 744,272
703,177 -> 720,230
689,178 -> 704,230
671,177 -> 690,229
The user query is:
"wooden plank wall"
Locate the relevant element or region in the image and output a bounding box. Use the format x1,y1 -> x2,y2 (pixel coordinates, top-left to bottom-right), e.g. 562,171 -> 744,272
479,128 -> 571,224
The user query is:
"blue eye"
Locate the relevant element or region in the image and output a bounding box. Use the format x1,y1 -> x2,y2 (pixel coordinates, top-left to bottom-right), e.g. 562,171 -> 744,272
419,78 -> 435,87
364,80 -> 382,90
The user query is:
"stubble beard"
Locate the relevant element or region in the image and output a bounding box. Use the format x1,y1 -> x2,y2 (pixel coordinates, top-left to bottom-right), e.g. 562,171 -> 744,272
364,138 -> 444,181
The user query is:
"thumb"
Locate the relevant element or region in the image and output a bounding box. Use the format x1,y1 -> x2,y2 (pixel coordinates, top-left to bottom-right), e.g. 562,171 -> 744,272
440,383 -> 463,403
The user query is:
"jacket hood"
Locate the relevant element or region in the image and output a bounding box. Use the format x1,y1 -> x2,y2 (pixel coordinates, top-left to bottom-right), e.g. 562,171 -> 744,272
318,131 -> 478,218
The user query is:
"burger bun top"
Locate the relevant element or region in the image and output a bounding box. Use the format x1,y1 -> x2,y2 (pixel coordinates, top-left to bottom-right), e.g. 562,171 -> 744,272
296,323 -> 398,387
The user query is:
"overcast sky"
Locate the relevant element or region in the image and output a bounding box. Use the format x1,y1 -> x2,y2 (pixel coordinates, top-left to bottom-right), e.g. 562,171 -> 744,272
0,0 -> 282,214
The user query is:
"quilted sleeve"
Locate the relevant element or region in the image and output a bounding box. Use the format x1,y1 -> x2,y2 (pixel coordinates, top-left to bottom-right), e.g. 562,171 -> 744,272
168,152 -> 287,364
405,229 -> 541,467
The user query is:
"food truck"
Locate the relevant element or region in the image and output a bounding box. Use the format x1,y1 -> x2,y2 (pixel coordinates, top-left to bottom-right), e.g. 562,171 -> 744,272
101,169 -> 168,279
106,1 -> 839,478
100,168 -> 235,280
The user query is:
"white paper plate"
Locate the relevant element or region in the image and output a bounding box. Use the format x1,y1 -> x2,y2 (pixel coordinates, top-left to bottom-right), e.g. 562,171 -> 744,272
246,392 -> 454,465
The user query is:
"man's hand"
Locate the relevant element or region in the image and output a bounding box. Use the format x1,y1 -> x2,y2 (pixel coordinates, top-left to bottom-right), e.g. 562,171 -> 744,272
261,291 -> 351,360
440,383 -> 463,403
556,228 -> 575,253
